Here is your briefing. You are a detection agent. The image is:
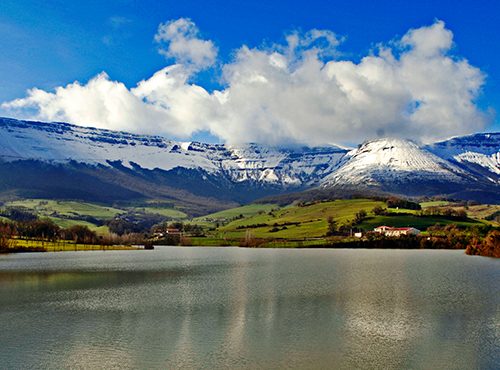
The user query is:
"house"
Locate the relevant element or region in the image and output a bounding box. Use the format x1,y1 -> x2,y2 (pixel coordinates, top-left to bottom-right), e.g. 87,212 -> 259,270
374,226 -> 421,237
374,226 -> 393,233
385,227 -> 420,237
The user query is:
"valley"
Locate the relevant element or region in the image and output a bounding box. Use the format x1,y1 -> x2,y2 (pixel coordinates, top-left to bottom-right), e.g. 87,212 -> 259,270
0,117 -> 498,253
2,196 -> 498,250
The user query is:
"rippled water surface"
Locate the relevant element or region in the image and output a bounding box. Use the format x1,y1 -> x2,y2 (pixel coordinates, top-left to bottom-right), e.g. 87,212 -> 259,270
0,248 -> 498,369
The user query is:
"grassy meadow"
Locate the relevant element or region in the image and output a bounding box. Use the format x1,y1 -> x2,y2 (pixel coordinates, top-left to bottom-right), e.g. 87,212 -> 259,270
1,196 -> 498,250
7,199 -> 124,219
216,199 -> 385,239
2,199 -> 188,233
6,238 -> 139,252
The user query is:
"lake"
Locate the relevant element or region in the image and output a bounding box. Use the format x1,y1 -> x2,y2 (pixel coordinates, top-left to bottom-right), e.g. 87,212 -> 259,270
0,248 -> 498,369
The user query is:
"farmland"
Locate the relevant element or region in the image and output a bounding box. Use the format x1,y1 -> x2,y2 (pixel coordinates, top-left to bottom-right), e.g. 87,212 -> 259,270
1,196 -> 497,250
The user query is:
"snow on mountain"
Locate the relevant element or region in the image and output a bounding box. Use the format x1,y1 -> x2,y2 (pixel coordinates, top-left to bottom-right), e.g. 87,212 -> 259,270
320,138 -> 468,190
0,117 -> 347,187
425,133 -> 500,183
1,117 -> 498,201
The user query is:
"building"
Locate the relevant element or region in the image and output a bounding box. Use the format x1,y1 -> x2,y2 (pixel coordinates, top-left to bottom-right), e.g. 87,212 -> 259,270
374,226 -> 420,237
374,226 -> 392,234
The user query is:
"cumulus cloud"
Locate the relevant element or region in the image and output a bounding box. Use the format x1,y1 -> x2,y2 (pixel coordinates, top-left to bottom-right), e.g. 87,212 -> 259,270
1,19 -> 488,146
2,67 -> 214,137
154,18 -> 218,70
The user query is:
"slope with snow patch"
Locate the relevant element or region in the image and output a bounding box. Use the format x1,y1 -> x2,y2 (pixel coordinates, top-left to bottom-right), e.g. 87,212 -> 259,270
321,138 -> 468,191
425,133 -> 500,183
0,117 -> 347,187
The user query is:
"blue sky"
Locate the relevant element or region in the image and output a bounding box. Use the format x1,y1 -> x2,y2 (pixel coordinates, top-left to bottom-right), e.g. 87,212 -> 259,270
0,0 -> 498,144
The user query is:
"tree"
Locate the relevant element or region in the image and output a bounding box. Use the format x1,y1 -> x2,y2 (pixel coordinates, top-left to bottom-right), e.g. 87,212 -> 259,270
386,197 -> 421,210
0,222 -> 16,250
372,206 -> 385,215
183,224 -> 204,236
169,221 -> 184,231
326,216 -> 337,236
64,225 -> 97,244
354,210 -> 367,224
17,219 -> 60,241
466,230 -> 500,258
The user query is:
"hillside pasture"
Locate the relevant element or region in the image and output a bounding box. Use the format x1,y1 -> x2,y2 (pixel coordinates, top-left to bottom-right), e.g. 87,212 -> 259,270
358,215 -> 483,231
218,199 -> 385,238
6,199 -> 124,219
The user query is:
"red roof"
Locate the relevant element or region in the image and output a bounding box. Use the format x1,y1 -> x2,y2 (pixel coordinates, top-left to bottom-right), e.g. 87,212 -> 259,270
375,226 -> 416,231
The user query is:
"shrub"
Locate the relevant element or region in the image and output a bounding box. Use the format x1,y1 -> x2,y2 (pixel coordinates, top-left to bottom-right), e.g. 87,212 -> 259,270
326,216 -> 338,236
354,210 -> 367,224
466,230 -> 500,258
180,236 -> 192,246
0,223 -> 16,251
372,206 -> 386,215
63,225 -> 97,244
386,197 -> 421,210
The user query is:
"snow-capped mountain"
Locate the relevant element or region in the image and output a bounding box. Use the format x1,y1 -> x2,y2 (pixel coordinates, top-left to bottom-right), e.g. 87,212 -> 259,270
0,117 -> 498,207
0,117 -> 346,187
319,137 -> 499,201
425,133 -> 500,184
321,138 -> 467,186
319,138 -> 477,196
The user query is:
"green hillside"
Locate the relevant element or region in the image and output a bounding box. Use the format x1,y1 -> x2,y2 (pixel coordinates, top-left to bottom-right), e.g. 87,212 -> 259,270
357,215 -> 481,231
217,199 -> 385,239
203,198 -> 488,241
6,199 -> 124,219
194,204 -> 278,224
1,197 -> 493,245
131,206 -> 188,219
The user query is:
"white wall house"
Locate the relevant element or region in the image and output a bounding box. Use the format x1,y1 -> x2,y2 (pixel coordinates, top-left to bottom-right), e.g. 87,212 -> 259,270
374,226 -> 421,237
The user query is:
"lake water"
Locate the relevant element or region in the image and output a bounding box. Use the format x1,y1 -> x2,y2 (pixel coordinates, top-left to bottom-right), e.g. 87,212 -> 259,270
0,248 -> 498,369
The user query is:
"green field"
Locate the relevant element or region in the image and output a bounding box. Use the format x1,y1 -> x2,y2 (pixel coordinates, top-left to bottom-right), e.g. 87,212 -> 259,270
6,199 -> 189,221
7,238 -> 139,252
132,207 -> 188,219
358,215 -> 482,231
217,199 -> 385,239
455,204 -> 500,225
6,199 -> 124,219
420,201 -> 451,208
207,198 -> 488,240
194,204 -> 278,223
2,199 -> 188,234
418,201 -> 500,226
2,197 -> 495,246
47,217 -> 110,235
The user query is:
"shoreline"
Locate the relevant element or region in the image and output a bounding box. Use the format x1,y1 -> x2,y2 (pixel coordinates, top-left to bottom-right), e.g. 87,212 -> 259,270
1,243 -> 468,253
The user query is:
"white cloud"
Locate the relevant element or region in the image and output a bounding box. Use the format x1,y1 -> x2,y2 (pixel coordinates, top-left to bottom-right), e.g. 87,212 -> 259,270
1,19 -> 488,146
154,18 -> 218,70
401,20 -> 452,57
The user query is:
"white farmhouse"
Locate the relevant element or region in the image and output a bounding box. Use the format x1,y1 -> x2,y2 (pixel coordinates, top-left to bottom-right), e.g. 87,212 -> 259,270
374,226 -> 421,237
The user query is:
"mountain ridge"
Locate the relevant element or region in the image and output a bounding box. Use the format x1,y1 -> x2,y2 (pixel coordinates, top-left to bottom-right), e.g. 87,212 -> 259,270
0,117 -> 498,210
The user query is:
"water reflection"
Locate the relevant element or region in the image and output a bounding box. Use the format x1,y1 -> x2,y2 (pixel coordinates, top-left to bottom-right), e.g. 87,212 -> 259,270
0,249 -> 498,369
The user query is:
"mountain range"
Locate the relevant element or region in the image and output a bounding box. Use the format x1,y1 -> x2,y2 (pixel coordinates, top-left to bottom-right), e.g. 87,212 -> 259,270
0,117 -> 498,214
